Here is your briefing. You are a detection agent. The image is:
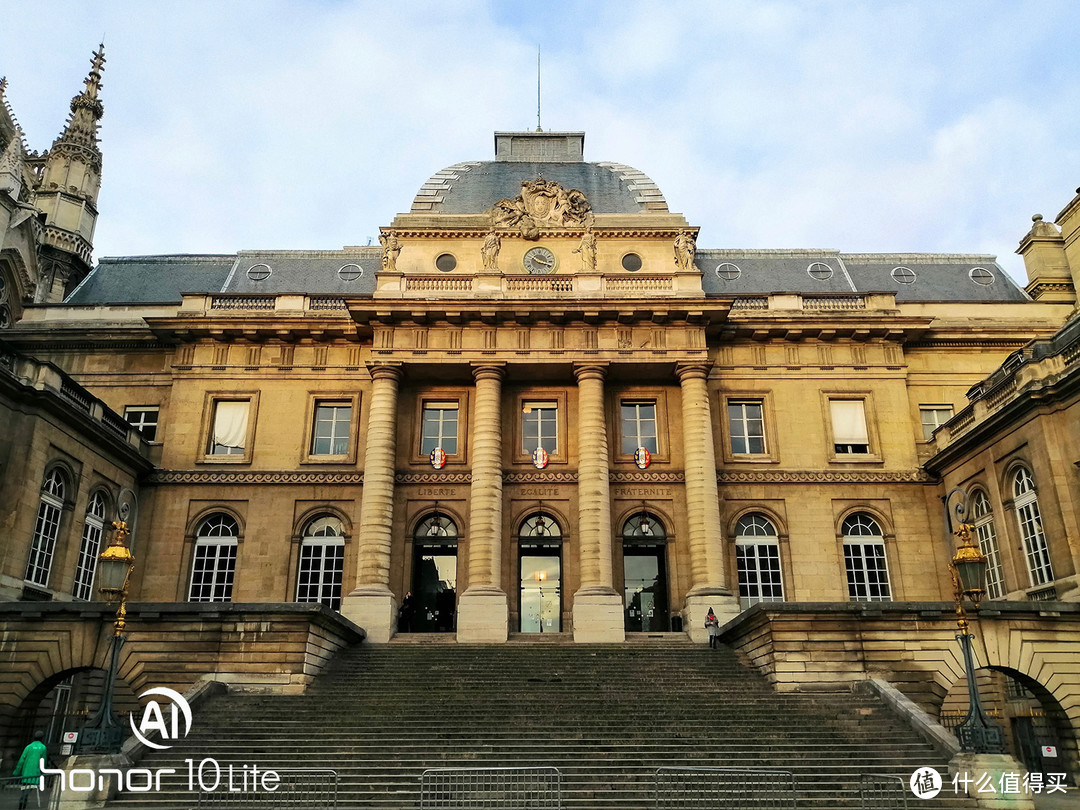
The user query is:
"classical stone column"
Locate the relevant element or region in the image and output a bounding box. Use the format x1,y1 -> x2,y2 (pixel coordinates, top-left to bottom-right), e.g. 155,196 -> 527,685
457,364 -> 509,642
572,363 -> 624,642
677,363 -> 739,641
340,363 -> 401,643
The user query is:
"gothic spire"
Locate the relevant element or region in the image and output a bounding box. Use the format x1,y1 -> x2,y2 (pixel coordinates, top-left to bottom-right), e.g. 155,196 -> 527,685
53,44 -> 106,152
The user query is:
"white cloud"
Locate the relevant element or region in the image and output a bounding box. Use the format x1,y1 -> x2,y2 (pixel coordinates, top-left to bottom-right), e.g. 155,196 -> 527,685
1,0 -> 1078,282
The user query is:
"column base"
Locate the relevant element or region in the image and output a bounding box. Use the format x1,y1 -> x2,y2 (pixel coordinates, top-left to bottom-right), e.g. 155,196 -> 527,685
572,588 -> 625,643
340,586 -> 397,644
684,590 -> 740,644
456,588 -> 508,643
949,753 -> 1035,809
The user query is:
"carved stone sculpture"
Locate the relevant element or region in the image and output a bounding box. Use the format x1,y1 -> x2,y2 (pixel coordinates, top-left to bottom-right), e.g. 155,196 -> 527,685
674,230 -> 696,271
380,231 -> 401,272
488,178 -> 592,240
481,230 -> 501,271
573,228 -> 597,272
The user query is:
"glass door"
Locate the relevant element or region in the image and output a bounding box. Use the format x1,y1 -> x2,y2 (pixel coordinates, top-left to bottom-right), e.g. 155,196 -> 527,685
623,545 -> 669,632
411,546 -> 457,632
520,550 -> 561,633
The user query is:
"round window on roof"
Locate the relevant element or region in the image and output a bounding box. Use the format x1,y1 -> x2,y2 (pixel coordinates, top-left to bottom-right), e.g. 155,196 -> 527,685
969,267 -> 995,286
891,266 -> 916,284
247,264 -> 271,282
435,253 -> 457,273
807,262 -> 833,281
621,252 -> 643,272
338,264 -> 364,282
715,262 -> 741,280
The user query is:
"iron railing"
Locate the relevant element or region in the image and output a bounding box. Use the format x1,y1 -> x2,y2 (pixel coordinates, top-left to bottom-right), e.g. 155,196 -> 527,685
860,773 -> 908,810
196,768 -> 337,808
655,767 -> 797,810
420,766 -> 562,810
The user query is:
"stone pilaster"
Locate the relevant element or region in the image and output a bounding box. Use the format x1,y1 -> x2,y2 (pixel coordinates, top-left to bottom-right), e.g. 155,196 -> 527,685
457,364 -> 509,642
572,363 -> 624,642
340,363 -> 401,643
677,363 -> 739,641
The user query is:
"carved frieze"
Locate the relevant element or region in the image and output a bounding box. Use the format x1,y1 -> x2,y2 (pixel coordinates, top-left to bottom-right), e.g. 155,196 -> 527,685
149,470 -> 365,485
717,470 -> 934,484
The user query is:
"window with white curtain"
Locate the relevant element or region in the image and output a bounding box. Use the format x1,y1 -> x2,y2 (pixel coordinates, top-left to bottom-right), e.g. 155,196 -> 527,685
73,491 -> 107,601
830,400 -> 870,454
1012,468 -> 1054,587
734,514 -> 784,610
209,400 -> 249,455
25,468 -> 67,588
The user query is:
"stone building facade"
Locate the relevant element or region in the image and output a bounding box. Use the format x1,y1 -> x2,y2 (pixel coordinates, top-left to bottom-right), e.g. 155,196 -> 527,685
1,52 -> 1078,650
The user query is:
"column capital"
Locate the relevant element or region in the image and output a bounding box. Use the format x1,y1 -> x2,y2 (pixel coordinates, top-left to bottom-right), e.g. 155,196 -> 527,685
675,362 -> 712,383
367,362 -> 403,382
573,362 -> 609,383
470,362 -> 506,382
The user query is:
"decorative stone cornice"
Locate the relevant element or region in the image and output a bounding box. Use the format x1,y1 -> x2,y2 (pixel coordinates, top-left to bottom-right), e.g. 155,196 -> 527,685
717,470 -> 935,484
503,472 -> 579,484
147,470 -> 364,485
395,472 -> 472,485
609,472 -> 686,483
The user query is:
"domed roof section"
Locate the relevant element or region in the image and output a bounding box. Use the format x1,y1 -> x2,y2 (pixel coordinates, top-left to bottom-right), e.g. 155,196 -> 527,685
411,131 -> 668,215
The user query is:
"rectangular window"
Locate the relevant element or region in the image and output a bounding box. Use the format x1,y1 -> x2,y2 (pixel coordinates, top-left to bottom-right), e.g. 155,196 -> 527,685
728,400 -> 766,455
420,402 -> 459,455
209,400 -> 249,456
296,539 -> 345,610
620,401 -> 658,455
735,542 -> 784,610
188,540 -> 237,602
311,401 -> 352,456
521,401 -> 558,454
1016,500 -> 1054,587
830,399 -> 870,454
124,407 -> 159,442
919,406 -> 954,441
843,542 -> 891,601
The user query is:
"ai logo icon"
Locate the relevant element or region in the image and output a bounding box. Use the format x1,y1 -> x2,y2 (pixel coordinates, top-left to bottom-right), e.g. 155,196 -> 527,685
129,687 -> 193,750
909,767 -> 942,799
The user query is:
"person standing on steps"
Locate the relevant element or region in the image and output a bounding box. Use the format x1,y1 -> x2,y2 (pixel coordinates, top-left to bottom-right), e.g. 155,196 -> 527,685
13,731 -> 47,810
705,607 -> 720,650
398,591 -> 415,634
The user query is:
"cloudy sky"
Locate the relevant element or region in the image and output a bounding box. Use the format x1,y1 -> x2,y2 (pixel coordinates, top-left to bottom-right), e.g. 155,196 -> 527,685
2,1 -> 1078,282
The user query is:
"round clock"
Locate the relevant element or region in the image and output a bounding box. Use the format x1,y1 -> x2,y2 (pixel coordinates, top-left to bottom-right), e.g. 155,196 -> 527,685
523,246 -> 557,275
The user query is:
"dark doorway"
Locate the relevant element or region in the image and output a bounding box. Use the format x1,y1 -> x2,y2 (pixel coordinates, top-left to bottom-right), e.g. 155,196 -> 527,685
408,513 -> 458,633
621,513 -> 670,632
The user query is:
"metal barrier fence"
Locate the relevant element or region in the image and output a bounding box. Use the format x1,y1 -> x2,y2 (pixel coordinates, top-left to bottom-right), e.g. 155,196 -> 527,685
196,768 -> 337,808
860,774 -> 908,810
420,767 -> 562,810
655,767 -> 797,810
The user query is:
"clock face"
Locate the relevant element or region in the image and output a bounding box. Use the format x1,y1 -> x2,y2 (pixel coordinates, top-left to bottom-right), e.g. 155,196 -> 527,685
523,246 -> 557,275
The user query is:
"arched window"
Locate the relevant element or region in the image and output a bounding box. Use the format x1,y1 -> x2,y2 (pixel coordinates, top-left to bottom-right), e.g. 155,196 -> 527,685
621,513 -> 666,541
734,514 -> 784,609
72,491 -> 108,601
188,513 -> 239,602
842,513 -> 891,602
296,515 -> 345,610
1012,468 -> 1054,586
970,490 -> 1005,599
519,513 -> 561,541
415,512 -> 459,540
25,469 -> 67,587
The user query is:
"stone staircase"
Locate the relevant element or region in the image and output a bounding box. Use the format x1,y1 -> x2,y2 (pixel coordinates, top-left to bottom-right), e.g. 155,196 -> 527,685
106,640 -> 974,809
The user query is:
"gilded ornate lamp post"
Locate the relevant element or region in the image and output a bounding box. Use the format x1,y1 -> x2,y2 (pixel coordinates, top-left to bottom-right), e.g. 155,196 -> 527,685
77,493 -> 136,754
944,487 -> 1006,754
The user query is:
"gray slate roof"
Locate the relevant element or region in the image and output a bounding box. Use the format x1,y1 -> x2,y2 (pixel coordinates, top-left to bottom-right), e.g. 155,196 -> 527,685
697,250 -> 1030,302
411,161 -> 668,215
65,250 -> 379,305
